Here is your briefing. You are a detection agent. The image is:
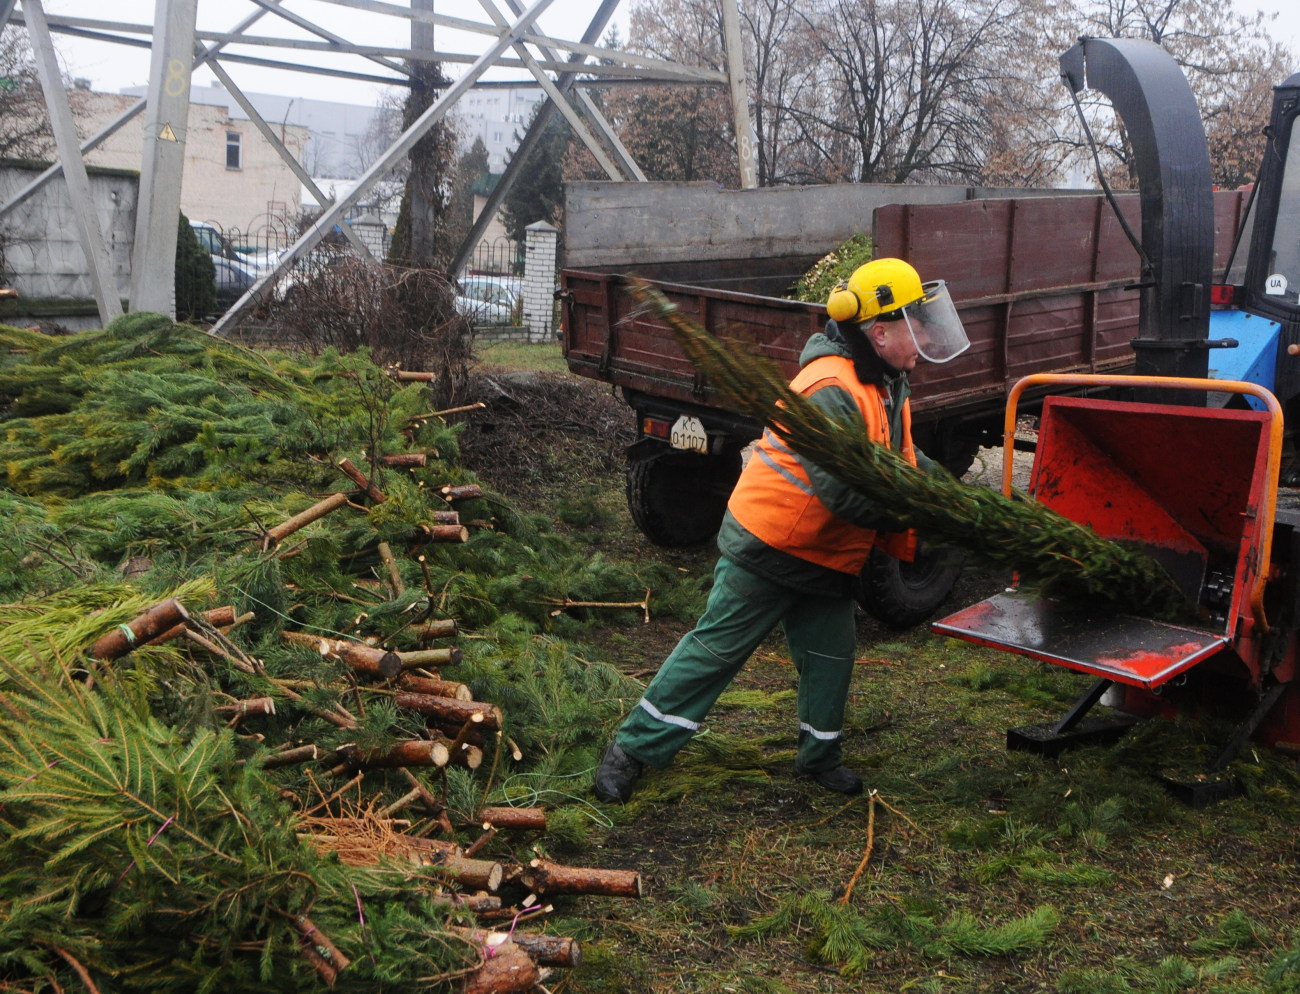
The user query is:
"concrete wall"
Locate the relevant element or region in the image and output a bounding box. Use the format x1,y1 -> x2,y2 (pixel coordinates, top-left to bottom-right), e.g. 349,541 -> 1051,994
564,180 -> 1093,274
0,161 -> 137,326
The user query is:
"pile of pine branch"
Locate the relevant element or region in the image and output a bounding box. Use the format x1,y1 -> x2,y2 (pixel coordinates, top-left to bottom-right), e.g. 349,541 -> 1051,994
623,279 -> 1191,621
0,315 -> 670,992
788,232 -> 875,303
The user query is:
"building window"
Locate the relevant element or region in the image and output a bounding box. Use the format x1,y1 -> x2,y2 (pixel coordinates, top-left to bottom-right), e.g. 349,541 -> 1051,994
226,131 -> 242,169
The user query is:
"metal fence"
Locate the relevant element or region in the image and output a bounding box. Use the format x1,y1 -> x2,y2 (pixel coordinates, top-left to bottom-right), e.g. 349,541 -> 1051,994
465,236 -> 521,278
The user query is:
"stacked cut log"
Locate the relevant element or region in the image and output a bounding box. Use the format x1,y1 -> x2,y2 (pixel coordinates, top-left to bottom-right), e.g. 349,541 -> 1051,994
397,671 -> 473,700
333,457 -> 472,546
82,595 -> 493,795
299,807 -> 640,990
242,455 -> 479,554
73,412 -> 650,991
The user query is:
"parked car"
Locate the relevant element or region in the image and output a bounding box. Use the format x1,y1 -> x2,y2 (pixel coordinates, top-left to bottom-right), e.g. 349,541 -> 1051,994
455,275 -> 519,326
238,246 -> 287,275
190,220 -> 278,278
267,246 -> 352,304
212,256 -> 256,310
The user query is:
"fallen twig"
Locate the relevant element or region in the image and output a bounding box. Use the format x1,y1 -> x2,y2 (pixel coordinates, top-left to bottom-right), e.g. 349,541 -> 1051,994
543,589 -> 651,623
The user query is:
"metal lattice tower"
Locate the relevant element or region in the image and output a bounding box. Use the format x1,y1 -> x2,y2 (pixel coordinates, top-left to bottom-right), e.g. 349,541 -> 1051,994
1,0 -> 755,332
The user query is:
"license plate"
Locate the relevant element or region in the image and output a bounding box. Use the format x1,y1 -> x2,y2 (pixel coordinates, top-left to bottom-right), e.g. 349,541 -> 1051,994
669,415 -> 708,454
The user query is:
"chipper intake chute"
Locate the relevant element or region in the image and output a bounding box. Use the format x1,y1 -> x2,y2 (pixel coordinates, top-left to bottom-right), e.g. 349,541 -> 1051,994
933,374 -> 1288,801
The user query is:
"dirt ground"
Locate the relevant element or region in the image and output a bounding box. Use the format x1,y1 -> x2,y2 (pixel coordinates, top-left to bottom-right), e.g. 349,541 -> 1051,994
452,365 -> 1300,994
454,368 -> 726,665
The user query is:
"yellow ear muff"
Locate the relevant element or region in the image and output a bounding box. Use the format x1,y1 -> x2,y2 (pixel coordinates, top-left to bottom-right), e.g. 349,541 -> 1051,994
826,285 -> 861,323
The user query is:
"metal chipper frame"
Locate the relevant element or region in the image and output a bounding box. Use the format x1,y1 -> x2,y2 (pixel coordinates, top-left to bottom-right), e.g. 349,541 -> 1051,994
933,372 -> 1290,805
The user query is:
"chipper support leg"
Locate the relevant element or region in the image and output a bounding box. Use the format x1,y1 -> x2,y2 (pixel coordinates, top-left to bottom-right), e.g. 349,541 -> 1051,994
1162,682 -> 1288,808
1007,678 -> 1140,757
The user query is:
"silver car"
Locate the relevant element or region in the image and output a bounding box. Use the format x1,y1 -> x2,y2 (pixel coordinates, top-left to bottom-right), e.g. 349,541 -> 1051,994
456,276 -> 519,326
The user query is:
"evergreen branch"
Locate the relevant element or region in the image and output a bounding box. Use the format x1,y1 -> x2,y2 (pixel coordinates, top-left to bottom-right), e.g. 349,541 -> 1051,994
42,943 -> 104,994
0,658 -> 241,869
622,278 -> 1192,621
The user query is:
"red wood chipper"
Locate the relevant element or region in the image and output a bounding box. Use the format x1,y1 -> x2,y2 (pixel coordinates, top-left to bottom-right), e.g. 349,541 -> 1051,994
932,38 -> 1300,803
934,374 -> 1290,803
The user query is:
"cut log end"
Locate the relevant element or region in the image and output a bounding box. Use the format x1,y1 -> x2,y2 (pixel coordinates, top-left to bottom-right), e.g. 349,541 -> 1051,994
478,806 -> 547,832
460,938 -> 539,994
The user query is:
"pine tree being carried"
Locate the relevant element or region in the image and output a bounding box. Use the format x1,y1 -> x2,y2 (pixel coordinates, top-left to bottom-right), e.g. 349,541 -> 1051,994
623,277 -> 1190,623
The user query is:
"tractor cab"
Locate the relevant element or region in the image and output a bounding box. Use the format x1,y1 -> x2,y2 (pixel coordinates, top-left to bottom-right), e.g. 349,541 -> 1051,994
1238,71 -> 1300,324
1211,72 -> 1300,421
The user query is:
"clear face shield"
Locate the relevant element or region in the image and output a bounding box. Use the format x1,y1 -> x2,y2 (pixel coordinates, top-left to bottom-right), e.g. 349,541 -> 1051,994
898,281 -> 970,363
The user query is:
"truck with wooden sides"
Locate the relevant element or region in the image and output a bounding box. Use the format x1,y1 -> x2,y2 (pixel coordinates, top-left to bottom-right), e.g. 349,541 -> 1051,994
558,179 -> 1247,625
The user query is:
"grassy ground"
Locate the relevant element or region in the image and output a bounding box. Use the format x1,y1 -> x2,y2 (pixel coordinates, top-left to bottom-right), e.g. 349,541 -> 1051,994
457,343 -> 1300,994
474,337 -> 574,374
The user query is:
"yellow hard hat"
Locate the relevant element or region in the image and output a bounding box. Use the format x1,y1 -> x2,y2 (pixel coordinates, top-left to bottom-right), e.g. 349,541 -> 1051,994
827,257 -> 970,363
826,257 -> 925,324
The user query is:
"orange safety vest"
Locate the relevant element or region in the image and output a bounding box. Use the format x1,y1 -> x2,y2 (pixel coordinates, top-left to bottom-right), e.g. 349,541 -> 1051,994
727,354 -> 917,574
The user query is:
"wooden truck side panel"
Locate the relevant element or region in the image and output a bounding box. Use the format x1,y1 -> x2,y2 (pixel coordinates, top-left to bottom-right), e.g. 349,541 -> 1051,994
560,273 -> 815,405
561,191 -> 1248,433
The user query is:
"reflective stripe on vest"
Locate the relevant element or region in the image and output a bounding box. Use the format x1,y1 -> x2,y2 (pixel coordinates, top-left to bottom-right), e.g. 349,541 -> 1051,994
727,354 -> 917,574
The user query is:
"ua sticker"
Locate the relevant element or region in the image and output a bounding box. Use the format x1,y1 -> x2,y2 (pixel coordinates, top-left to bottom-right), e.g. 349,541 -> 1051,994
1266,273 -> 1289,295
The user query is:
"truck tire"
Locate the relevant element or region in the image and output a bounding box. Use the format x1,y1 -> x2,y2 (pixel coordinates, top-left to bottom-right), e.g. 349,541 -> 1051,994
854,539 -> 963,628
626,447 -> 742,547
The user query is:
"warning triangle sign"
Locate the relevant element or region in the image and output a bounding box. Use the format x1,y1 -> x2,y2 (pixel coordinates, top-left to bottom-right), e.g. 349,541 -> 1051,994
159,124 -> 177,142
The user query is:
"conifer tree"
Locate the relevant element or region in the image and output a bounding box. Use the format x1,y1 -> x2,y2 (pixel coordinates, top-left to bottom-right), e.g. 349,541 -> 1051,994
174,212 -> 216,322
500,106 -> 568,245
446,136 -> 491,253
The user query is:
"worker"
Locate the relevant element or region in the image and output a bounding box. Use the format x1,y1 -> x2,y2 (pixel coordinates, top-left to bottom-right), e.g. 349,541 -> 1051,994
594,257 -> 970,803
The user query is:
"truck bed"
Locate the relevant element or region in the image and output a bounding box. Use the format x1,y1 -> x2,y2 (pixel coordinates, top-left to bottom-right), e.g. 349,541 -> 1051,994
561,191 -> 1249,433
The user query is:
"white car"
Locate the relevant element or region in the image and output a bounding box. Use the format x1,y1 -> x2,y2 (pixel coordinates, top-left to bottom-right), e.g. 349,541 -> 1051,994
238,247 -> 287,276
190,220 -> 283,278
456,276 -> 519,326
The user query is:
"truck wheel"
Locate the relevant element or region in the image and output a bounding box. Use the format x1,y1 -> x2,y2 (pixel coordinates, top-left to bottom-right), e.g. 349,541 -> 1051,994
626,447 -> 742,547
854,540 -> 963,628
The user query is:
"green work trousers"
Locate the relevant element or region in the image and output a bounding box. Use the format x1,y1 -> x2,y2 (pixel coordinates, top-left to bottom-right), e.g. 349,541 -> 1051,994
615,556 -> 858,772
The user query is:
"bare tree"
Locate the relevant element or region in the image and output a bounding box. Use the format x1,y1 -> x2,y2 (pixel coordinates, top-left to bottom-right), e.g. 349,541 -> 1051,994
959,1 -> 1082,187
584,0 -> 741,184
1050,0 -> 1295,189
0,26 -> 54,162
619,0 -> 1037,187
784,0 -> 1033,184
739,0 -> 820,185
348,89 -> 408,222
350,89 -> 407,179
602,0 -> 821,186
608,0 -> 1292,192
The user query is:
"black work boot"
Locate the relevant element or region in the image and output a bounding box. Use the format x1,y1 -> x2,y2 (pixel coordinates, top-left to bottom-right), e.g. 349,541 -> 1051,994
795,764 -> 864,795
594,741 -> 644,803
